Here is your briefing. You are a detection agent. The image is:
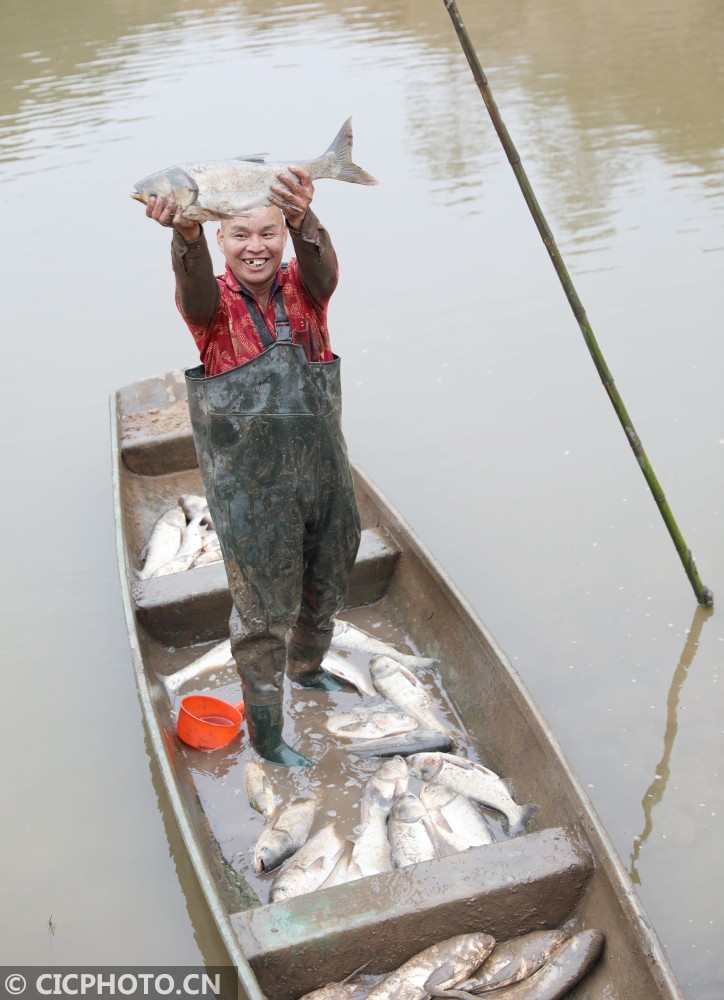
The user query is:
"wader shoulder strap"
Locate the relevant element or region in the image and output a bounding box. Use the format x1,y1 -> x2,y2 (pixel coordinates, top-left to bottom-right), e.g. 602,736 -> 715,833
243,274 -> 291,348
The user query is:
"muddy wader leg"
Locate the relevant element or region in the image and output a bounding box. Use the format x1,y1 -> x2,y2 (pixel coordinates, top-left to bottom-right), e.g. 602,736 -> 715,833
230,612 -> 312,768
287,426 -> 361,690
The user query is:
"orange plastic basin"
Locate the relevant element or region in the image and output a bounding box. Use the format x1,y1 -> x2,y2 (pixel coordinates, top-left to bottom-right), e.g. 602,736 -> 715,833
177,694 -> 245,750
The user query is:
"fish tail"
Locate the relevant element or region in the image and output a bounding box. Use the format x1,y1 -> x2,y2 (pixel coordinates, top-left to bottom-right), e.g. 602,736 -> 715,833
508,802 -> 540,837
324,117 -> 378,185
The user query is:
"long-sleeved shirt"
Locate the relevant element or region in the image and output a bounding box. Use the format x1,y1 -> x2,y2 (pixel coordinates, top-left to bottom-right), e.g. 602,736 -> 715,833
171,209 -> 339,376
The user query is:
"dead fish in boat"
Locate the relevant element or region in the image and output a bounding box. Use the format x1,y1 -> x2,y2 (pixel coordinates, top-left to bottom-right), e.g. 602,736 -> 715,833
161,638 -> 233,695
419,782 -> 494,855
332,620 -> 440,669
347,808 -> 392,881
365,932 -> 496,1000
387,793 -> 437,868
370,656 -> 451,734
131,118 -> 377,223
428,930 -> 604,1000
450,929 -> 570,994
191,529 -> 223,567
152,511 -> 208,576
269,824 -> 346,902
408,753 -> 537,837
321,650 -> 377,697
359,755 -> 409,825
319,847 -> 352,889
300,981 -> 370,1000
326,710 -> 419,741
254,798 -> 316,874
137,506 -> 186,579
348,758 -> 408,880
245,760 -> 277,821
178,493 -> 212,525
346,729 -> 455,758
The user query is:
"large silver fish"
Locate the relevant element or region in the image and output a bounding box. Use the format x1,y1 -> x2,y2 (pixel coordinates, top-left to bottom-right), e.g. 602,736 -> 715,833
359,756 -> 409,826
161,638 -> 233,695
138,507 -> 185,579
419,783 -> 494,855
254,798 -> 316,874
326,710 -> 419,741
321,651 -> 377,697
450,929 -> 570,994
370,656 -> 450,734
131,118 -> 377,223
332,621 -> 439,670
269,825 -> 346,903
365,933 -> 496,1000
152,511 -> 208,576
428,930 -> 604,999
245,760 -> 277,821
408,753 -> 537,837
346,729 -> 455,759
387,793 -> 437,869
347,758 -> 408,881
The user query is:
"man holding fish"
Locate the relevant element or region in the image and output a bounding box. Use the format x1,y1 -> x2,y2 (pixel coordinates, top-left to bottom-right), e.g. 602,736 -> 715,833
135,120 -> 377,767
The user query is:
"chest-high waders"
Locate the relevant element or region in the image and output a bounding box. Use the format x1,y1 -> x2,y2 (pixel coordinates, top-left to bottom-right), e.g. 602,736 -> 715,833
186,290 -> 361,766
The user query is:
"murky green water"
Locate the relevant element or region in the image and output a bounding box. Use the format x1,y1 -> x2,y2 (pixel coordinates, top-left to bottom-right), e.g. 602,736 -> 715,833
1,0 -> 723,996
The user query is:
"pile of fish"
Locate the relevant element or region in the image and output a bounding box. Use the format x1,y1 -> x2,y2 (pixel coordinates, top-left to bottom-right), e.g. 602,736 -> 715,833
297,926 -> 605,1000
137,494 -> 223,578
245,751 -> 535,901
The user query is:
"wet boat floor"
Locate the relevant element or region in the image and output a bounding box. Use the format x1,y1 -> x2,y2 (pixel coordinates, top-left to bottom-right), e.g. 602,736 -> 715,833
158,601 -> 509,907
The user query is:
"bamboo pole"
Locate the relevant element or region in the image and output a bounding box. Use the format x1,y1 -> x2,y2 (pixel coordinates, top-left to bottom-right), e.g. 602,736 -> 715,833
443,0 -> 713,607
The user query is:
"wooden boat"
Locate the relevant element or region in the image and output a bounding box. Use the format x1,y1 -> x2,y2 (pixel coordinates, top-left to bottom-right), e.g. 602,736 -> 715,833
112,369 -> 684,1000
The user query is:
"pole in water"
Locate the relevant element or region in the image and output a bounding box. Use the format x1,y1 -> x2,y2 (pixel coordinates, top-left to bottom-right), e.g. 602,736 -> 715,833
443,0 -> 713,608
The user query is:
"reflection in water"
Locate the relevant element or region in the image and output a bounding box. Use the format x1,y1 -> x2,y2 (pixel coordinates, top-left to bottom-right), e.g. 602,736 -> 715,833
629,606 -> 712,885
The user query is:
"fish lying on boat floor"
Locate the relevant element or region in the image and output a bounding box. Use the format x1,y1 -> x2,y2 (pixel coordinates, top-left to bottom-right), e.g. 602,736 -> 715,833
420,782 -> 495,855
409,753 -> 537,837
387,792 -> 437,868
365,932 -> 496,1000
346,729 -> 455,758
370,656 -> 451,734
138,507 -> 186,579
269,825 -> 346,903
161,638 -> 233,695
449,928 -> 570,993
245,760 -> 277,821
332,620 -> 439,669
254,798 -> 316,874
326,710 -> 419,740
426,929 -> 604,999
321,651 -> 377,697
348,757 -> 409,881
131,118 -> 377,223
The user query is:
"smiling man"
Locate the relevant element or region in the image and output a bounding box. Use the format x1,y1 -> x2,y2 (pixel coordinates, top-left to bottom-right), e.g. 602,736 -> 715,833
146,166 -> 361,767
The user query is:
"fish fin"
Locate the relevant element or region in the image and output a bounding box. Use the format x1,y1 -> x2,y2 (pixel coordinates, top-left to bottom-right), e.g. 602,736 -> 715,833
424,960 -> 461,989
508,802 -> 539,837
234,152 -> 268,162
323,117 -> 379,186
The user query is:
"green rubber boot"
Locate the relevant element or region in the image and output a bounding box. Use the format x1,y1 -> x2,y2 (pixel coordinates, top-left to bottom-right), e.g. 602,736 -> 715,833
245,703 -> 312,768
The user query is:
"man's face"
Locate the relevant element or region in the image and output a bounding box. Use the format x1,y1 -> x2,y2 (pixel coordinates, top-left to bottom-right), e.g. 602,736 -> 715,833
217,207 -> 287,293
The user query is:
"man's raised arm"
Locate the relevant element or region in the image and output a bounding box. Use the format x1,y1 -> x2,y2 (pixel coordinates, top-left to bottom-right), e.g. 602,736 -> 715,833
146,194 -> 218,326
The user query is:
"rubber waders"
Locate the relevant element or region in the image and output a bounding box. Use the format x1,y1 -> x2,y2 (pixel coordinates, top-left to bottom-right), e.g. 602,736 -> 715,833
185,293 -> 360,767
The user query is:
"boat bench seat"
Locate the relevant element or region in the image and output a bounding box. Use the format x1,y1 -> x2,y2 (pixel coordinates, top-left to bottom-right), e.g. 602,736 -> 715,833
131,527 -> 401,646
230,825 -> 593,1000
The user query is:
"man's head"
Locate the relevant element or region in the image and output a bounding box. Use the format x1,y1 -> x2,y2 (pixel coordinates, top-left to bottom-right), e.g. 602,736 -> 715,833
217,206 -> 287,296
